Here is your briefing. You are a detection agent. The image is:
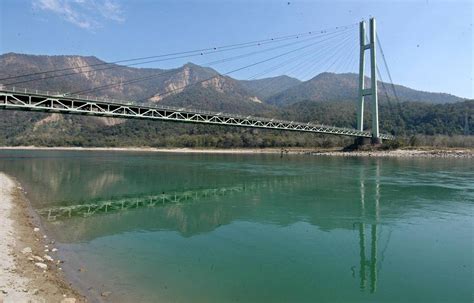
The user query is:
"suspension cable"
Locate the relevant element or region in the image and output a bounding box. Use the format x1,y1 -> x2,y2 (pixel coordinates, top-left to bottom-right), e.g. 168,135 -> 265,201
71,29 -> 353,97
237,29 -> 356,98
135,33 -> 354,103
0,23 -> 357,82
4,27 -> 353,87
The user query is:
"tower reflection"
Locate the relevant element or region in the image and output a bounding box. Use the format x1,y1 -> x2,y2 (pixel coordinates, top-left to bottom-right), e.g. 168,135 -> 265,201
356,159 -> 380,293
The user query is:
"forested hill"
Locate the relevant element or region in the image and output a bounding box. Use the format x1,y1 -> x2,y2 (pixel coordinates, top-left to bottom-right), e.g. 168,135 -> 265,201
0,53 -> 471,148
265,72 -> 463,106
239,75 -> 301,100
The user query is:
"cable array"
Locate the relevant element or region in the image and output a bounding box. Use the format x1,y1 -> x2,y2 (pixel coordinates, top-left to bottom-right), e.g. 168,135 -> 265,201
1,24 -> 362,103
72,28 -> 354,96
137,28 -> 359,102
242,28 -> 357,97
2,24 -> 356,85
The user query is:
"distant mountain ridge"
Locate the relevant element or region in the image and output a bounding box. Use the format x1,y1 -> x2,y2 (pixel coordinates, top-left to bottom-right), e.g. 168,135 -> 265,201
0,52 -> 471,148
0,53 -> 464,110
239,75 -> 301,100
265,72 -> 463,106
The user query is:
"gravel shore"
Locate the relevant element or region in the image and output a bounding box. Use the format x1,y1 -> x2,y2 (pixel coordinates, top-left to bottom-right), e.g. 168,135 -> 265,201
308,148 -> 473,158
0,172 -> 84,303
0,146 -> 472,158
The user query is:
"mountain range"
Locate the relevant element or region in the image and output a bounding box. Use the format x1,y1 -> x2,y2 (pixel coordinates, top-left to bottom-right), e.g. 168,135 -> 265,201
1,53 -> 464,108
0,53 -> 471,147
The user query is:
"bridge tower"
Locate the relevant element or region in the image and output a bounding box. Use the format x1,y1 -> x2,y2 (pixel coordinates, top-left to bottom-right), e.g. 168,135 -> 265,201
357,18 -> 381,144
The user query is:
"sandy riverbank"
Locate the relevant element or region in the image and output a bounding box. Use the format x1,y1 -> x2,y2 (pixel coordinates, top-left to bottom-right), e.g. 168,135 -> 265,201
0,146 -> 473,158
0,172 -> 85,303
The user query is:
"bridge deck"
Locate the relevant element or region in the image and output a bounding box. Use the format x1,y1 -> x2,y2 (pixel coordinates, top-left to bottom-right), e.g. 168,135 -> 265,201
0,88 -> 393,139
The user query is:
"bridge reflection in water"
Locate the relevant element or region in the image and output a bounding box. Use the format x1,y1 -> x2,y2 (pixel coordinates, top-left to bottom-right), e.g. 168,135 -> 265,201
38,186 -> 246,221
38,160 -> 386,294
37,176 -> 312,221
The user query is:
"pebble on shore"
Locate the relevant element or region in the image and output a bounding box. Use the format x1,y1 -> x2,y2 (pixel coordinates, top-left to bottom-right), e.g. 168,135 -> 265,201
21,247 -> 32,255
35,262 -> 48,270
33,256 -> 44,262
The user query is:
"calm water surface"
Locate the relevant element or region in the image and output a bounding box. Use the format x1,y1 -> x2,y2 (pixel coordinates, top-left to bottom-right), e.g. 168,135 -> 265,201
0,150 -> 472,302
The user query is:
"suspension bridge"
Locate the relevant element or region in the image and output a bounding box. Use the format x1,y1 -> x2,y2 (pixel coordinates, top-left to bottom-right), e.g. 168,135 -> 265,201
0,18 -> 397,143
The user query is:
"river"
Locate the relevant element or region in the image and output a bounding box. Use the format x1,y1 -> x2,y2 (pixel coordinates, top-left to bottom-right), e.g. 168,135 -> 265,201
0,150 -> 472,302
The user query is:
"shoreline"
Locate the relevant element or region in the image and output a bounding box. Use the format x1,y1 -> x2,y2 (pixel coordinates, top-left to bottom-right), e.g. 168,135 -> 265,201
0,146 -> 472,158
0,172 -> 85,303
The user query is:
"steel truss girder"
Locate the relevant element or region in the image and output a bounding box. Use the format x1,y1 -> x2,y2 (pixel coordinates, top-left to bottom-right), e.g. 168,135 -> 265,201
0,89 -> 394,140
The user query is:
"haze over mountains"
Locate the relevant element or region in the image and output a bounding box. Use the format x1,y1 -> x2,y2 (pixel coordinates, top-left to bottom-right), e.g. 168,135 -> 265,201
0,53 -> 471,147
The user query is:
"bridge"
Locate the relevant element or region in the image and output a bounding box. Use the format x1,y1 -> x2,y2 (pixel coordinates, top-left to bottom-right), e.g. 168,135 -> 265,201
0,18 -> 394,142
0,86 -> 393,140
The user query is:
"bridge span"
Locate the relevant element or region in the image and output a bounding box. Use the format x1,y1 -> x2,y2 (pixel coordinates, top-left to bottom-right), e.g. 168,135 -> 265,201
0,87 -> 393,140
0,19 -> 394,141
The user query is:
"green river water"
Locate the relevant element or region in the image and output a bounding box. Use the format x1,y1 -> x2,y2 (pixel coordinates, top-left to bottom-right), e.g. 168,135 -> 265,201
0,150 -> 472,302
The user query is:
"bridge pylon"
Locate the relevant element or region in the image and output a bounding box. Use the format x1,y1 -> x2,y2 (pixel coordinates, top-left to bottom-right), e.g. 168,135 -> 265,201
357,18 -> 381,144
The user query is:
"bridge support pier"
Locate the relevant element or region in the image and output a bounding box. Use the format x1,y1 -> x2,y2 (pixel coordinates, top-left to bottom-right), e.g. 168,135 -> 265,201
357,17 -> 381,145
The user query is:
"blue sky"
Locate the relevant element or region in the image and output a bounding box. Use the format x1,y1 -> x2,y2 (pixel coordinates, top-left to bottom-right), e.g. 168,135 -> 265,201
0,0 -> 472,98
